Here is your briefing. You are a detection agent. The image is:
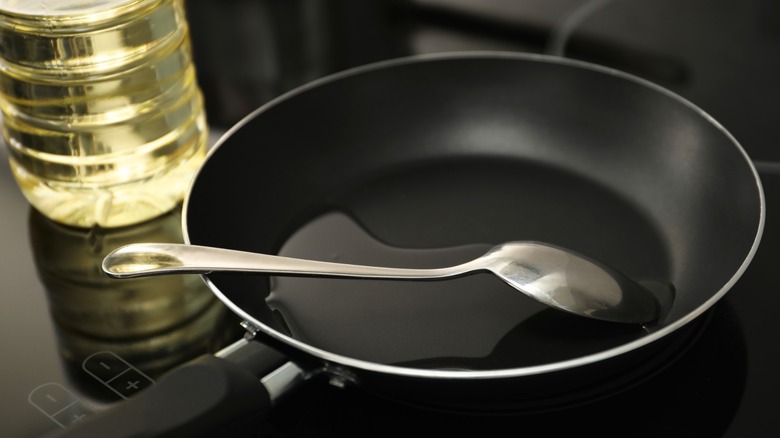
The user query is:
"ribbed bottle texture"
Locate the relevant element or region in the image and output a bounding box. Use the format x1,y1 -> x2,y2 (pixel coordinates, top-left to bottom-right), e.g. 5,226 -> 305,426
0,0 -> 208,227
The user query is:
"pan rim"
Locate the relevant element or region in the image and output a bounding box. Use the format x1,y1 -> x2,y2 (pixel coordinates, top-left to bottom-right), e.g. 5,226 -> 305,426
182,51 -> 766,380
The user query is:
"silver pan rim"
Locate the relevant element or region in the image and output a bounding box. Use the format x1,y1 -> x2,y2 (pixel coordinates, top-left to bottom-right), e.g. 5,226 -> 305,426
183,51 -> 766,381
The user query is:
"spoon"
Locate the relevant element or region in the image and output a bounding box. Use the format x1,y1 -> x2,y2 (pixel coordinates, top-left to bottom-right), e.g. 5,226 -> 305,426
102,242 -> 659,324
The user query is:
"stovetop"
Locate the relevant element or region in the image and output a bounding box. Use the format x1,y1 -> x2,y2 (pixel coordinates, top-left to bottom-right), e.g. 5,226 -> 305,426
2,0 -> 779,436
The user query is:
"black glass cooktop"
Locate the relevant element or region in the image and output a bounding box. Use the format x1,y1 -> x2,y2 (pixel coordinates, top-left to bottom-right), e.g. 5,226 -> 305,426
2,148 -> 779,437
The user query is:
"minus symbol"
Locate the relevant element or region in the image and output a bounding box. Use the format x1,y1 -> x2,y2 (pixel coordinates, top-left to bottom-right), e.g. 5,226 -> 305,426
46,394 -> 57,402
100,362 -> 111,370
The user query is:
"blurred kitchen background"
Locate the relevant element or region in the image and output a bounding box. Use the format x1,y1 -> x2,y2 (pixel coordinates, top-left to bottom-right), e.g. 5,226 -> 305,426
184,0 -> 780,163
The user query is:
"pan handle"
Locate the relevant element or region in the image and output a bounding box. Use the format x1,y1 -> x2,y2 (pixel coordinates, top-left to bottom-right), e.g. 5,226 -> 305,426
45,340 -> 304,437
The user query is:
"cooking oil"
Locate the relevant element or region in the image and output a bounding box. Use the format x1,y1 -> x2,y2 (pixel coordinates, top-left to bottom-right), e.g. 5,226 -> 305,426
0,0 -> 208,228
267,211 -> 649,369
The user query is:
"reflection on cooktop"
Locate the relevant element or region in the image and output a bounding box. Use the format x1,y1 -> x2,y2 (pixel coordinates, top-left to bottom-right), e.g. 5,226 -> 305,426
28,208 -> 241,397
263,301 -> 746,437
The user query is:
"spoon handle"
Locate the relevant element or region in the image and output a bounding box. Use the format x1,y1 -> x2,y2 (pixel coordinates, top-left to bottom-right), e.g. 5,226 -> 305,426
102,243 -> 467,279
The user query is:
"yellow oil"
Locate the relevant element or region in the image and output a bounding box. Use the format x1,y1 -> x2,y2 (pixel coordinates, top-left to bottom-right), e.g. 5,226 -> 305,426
0,0 -> 207,228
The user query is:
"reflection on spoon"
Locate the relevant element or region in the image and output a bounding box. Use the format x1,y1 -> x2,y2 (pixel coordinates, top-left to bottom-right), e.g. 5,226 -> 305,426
102,241 -> 659,324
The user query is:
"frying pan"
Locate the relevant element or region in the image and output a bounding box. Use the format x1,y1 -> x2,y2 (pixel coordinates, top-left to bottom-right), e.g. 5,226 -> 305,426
57,52 -> 764,435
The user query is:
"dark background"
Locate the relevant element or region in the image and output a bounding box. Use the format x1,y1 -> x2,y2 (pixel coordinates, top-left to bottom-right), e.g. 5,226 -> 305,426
185,0 -> 780,164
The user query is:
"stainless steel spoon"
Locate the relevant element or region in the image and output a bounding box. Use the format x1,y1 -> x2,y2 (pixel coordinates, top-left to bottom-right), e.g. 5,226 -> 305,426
102,242 -> 659,324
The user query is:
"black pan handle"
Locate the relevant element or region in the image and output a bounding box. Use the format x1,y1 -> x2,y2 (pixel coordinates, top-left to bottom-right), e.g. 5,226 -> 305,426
46,340 -> 299,437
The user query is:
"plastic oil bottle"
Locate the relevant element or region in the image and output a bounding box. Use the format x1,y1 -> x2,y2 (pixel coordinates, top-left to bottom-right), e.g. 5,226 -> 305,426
0,0 -> 208,228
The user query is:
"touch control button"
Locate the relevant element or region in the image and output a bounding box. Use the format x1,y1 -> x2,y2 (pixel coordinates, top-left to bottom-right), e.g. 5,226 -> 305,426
51,402 -> 93,427
83,351 -> 130,382
83,351 -> 154,400
28,383 -> 78,416
29,383 -> 94,429
107,368 -> 154,398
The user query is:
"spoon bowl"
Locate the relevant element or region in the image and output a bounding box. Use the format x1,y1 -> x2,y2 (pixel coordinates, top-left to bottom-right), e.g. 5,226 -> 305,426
102,241 -> 659,324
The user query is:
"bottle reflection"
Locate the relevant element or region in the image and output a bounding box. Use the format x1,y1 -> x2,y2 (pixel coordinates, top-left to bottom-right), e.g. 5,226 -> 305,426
28,207 -> 241,388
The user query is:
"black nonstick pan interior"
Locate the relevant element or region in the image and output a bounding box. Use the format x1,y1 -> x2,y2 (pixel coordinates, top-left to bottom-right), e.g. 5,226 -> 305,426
183,53 -> 763,407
